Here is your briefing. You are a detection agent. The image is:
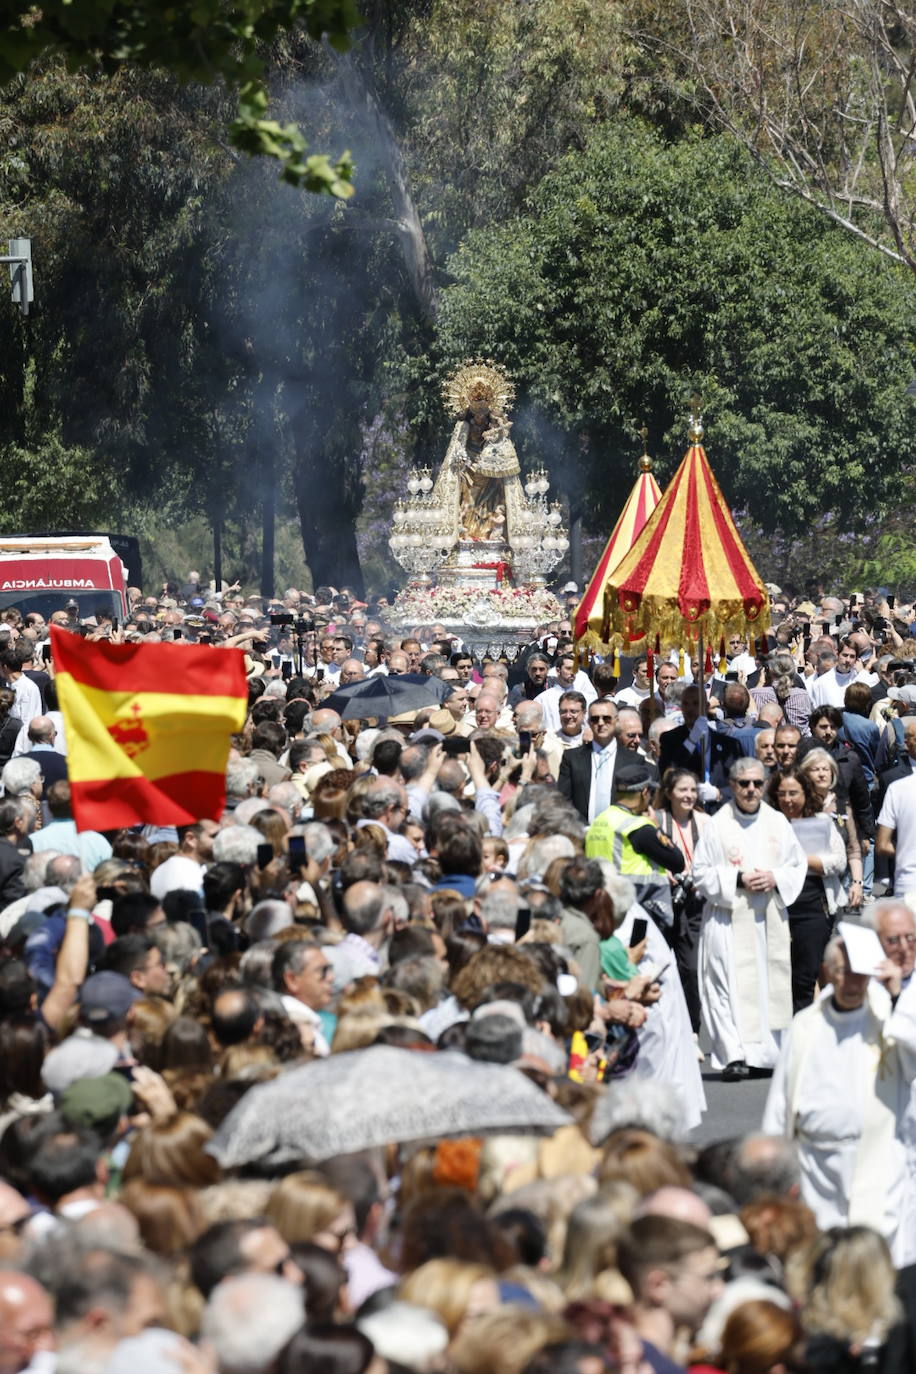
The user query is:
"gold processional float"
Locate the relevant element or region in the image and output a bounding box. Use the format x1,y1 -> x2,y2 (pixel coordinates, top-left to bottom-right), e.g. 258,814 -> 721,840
387,366 -> 770,667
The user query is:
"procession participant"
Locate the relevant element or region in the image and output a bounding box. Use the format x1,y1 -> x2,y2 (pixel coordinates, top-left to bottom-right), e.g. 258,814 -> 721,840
507,653 -> 551,707
765,767 -> 851,1013
614,656 -> 653,710
808,641 -> 869,709
658,686 -> 742,810
605,867 -> 708,1134
555,692 -> 590,751
540,653 -> 596,732
652,768 -> 710,1040
763,935 -> 906,1252
693,757 -> 806,1080
513,700 -> 564,783
557,700 -> 618,822
584,762 -> 685,927
877,725 -> 916,909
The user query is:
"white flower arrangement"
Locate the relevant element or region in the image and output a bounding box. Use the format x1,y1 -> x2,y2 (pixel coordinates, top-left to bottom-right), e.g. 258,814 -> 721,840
390,583 -> 562,628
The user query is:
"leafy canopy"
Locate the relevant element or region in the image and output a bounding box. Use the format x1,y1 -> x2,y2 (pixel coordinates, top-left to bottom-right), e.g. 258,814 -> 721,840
0,0 -> 359,195
435,121 -> 916,536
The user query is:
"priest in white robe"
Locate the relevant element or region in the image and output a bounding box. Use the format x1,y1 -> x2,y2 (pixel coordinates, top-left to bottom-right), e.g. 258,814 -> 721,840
694,756 -> 806,1078
763,935 -> 906,1252
876,900 -> 916,1269
615,900 -> 707,1134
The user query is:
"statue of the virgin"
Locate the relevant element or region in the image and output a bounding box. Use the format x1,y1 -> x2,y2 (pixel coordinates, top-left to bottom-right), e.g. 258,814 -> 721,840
430,360 -> 528,550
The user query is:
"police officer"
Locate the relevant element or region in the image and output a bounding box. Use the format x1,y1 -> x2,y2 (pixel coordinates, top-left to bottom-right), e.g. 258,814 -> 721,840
584,762 -> 685,925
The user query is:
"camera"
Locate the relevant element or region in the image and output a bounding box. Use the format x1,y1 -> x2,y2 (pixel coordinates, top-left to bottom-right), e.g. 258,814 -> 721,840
269,613 -> 316,634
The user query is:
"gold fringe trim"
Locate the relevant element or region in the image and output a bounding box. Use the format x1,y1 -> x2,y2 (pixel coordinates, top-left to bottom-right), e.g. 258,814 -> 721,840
598,588 -> 770,652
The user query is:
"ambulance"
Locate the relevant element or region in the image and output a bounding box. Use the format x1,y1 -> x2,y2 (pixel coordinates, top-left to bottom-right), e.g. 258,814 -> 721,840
0,534 -> 130,622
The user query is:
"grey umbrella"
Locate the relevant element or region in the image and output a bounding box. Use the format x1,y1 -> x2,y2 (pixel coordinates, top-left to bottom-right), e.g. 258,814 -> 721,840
207,1046 -> 572,1168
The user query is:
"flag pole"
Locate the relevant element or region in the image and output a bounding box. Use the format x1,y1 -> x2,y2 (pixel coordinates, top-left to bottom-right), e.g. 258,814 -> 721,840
698,624 -> 709,784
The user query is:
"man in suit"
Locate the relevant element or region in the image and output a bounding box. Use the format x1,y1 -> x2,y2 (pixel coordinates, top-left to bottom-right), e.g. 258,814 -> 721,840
658,685 -> 743,809
558,699 -> 621,821
21,717 -> 68,796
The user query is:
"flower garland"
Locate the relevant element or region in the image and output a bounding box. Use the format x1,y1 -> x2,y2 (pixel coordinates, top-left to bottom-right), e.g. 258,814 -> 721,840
390,583 -> 562,627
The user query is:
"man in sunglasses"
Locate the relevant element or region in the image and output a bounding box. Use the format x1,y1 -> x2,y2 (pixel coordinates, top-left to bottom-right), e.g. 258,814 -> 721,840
558,700 -> 620,822
693,757 -> 807,1082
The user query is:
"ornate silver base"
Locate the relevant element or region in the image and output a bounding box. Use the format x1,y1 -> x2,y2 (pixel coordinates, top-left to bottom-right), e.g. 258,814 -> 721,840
437,540 -> 512,589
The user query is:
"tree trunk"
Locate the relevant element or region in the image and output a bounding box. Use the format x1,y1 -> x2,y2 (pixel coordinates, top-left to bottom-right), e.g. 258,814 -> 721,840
570,509 -> 584,589
261,448 -> 275,600
337,56 -> 438,324
293,462 -> 365,596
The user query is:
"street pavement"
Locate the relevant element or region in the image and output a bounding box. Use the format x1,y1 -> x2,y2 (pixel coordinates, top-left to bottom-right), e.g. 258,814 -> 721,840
690,1061 -> 773,1147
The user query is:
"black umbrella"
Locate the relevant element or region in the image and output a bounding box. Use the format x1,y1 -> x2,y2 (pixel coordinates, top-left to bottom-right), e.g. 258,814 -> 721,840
323,672 -> 450,720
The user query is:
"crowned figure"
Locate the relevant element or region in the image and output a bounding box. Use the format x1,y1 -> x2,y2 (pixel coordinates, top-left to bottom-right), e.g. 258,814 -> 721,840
428,361 -> 529,566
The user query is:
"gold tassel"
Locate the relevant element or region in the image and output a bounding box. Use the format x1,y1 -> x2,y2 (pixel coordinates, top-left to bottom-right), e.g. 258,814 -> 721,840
612,645 -> 621,676
677,647 -> 685,676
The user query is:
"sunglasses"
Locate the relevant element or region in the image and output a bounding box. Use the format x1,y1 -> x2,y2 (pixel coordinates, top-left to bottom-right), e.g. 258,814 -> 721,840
589,714 -> 616,724
735,779 -> 765,790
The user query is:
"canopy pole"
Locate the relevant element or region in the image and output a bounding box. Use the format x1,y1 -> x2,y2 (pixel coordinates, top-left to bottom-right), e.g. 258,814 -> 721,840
697,625 -> 709,784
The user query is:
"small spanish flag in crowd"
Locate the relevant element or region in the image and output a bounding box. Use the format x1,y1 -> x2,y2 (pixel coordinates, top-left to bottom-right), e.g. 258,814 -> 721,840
51,627 -> 248,830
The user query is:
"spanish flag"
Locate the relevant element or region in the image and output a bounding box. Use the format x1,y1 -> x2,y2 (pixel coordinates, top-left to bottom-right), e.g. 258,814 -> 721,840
51,627 -> 248,830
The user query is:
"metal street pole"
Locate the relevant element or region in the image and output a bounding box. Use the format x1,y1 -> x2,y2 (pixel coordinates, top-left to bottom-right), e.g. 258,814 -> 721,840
0,239 -> 33,315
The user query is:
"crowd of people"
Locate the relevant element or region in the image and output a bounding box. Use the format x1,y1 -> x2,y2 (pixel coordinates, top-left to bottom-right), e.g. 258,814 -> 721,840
2,575 -> 916,1374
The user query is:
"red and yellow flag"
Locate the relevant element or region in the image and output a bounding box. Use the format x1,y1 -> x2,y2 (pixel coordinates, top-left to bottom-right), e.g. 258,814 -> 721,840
51,627 -> 248,830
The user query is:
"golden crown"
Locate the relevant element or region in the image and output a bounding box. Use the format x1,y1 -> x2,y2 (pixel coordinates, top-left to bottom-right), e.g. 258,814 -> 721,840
442,359 -> 516,418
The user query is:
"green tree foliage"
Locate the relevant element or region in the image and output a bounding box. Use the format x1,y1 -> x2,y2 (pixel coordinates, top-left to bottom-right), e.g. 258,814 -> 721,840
0,0 -> 358,194
434,123 -> 916,537
628,0 -> 916,277
0,62 -> 244,534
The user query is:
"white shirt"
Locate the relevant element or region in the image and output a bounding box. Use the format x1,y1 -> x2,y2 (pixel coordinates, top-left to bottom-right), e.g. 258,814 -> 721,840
11,710 -> 67,757
588,741 -> 617,822
878,773 -> 916,895
280,995 -> 330,1055
809,667 -> 868,710
539,682 -> 596,732
8,673 -> 41,726
614,684 -> 650,709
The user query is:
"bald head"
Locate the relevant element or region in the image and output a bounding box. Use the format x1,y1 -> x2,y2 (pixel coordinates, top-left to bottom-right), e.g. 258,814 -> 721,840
635,1186 -> 712,1230
436,759 -> 468,795
27,717 -> 55,745
475,694 -> 501,728
0,1272 -> 54,1374
757,701 -> 783,729
311,709 -> 341,736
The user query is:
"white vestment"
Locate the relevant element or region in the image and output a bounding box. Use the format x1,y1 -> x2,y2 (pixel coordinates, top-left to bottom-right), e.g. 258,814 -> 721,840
884,975 -> 916,1266
763,987 -> 906,1252
694,802 -> 806,1069
615,904 -> 707,1132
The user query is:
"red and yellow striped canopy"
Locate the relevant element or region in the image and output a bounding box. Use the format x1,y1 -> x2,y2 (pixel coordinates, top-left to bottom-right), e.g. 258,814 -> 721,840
574,461 -> 661,650
601,441 -> 769,648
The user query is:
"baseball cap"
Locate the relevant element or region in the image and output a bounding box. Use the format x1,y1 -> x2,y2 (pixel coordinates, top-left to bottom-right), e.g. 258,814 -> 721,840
78,971 -> 140,1027
889,685 -> 916,707
60,1071 -> 133,1136
614,762 -> 654,793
